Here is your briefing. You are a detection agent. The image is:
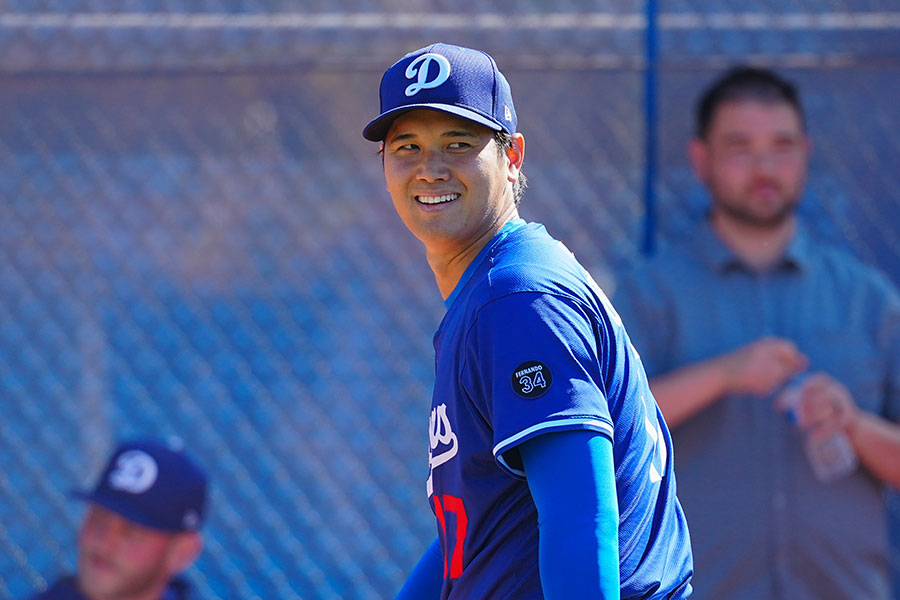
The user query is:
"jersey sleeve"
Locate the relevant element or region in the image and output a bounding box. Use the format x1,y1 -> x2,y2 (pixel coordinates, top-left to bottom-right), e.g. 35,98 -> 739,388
394,538 -> 444,600
460,291 -> 615,477
521,430 -> 620,599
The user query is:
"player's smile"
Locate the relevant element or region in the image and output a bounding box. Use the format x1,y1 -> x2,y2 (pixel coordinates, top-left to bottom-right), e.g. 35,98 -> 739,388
416,193 -> 461,206
82,550 -> 117,579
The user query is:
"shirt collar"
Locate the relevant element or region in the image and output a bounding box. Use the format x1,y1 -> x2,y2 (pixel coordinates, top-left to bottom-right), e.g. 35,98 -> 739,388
693,218 -> 812,274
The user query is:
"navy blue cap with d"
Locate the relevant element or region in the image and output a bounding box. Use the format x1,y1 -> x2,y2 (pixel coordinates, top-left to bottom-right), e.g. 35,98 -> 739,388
363,42 -> 517,142
73,439 -> 208,533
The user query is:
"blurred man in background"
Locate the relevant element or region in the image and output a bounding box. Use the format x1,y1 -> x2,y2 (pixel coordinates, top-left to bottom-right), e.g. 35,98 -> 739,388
30,438 -> 208,600
614,66 -> 900,599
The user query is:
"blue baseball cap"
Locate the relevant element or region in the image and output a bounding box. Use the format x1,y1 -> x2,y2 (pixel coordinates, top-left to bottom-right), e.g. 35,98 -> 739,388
73,439 -> 208,533
363,42 -> 517,142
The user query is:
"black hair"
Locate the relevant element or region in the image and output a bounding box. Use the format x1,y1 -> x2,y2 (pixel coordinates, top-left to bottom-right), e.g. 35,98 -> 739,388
695,66 -> 805,139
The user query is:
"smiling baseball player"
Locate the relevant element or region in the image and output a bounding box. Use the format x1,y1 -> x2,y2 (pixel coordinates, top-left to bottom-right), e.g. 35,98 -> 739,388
364,43 -> 694,599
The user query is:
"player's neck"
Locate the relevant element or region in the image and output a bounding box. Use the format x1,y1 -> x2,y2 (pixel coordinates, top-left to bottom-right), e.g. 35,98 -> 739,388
427,216 -> 515,301
710,212 -> 796,272
428,239 -> 491,301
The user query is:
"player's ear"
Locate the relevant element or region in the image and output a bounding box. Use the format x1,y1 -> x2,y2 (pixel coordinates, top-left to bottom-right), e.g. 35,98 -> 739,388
506,133 -> 525,183
167,532 -> 203,575
688,137 -> 709,184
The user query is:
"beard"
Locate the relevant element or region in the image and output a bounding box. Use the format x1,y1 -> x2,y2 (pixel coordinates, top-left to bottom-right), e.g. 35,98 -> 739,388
714,197 -> 797,228
710,178 -> 801,229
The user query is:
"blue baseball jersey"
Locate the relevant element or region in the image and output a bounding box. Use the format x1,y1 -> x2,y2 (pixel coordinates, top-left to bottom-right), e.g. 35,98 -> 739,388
426,220 -> 692,599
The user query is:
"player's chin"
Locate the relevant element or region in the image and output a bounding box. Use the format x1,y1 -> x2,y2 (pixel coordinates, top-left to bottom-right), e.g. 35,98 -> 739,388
80,574 -> 127,600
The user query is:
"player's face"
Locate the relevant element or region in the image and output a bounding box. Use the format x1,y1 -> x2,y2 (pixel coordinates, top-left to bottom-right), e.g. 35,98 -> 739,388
691,99 -> 809,229
77,505 -> 180,600
382,109 -> 523,258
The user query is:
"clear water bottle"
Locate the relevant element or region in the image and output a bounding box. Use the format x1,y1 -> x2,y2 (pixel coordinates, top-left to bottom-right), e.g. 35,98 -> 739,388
801,429 -> 858,483
781,376 -> 858,483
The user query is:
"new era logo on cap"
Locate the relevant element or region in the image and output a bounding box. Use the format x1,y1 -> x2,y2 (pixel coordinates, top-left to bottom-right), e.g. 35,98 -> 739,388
363,42 -> 517,141
74,439 -> 208,533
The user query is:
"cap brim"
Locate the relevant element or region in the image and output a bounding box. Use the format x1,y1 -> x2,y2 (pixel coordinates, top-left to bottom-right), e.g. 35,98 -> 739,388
71,489 -> 181,533
363,103 -> 503,142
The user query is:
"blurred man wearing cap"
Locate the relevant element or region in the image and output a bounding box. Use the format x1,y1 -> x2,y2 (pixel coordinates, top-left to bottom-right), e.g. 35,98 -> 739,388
364,43 -> 693,599
30,439 -> 208,600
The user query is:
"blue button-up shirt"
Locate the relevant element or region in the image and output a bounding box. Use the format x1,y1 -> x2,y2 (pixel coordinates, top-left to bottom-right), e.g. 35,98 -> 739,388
613,221 -> 900,600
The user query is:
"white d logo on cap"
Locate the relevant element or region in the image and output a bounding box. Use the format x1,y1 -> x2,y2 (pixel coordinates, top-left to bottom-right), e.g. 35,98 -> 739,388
404,53 -> 451,97
109,450 -> 159,494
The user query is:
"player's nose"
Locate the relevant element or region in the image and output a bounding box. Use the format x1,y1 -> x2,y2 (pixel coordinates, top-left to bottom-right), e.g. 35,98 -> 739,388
416,148 -> 450,182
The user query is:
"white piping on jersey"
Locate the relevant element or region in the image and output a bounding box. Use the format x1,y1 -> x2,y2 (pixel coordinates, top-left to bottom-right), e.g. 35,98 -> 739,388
493,418 -> 614,477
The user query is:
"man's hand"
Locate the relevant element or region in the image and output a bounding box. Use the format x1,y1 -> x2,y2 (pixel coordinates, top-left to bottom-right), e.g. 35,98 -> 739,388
720,337 -> 808,397
777,373 -> 860,442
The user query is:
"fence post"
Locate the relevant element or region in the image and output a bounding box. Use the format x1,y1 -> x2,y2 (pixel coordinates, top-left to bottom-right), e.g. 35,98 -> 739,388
642,0 -> 659,256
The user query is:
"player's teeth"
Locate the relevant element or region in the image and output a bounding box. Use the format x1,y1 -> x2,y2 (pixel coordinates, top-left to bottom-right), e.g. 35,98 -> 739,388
417,194 -> 458,205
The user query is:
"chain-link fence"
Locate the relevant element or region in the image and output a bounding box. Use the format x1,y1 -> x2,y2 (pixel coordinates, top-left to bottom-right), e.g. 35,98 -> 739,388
1,3 -> 898,599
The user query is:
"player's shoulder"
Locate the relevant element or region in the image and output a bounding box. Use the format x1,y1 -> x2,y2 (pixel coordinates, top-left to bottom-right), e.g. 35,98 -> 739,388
484,222 -> 588,296
168,576 -> 194,599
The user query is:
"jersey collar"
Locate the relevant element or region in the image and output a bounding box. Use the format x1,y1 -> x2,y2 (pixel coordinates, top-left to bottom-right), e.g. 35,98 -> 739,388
444,218 -> 527,309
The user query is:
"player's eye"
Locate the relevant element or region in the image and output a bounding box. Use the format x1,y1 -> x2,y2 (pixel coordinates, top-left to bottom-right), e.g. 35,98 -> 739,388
774,138 -> 800,152
723,145 -> 751,161
448,142 -> 470,150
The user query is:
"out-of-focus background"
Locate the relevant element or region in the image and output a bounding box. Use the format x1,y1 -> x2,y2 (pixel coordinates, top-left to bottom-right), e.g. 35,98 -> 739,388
1,2 -> 898,599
